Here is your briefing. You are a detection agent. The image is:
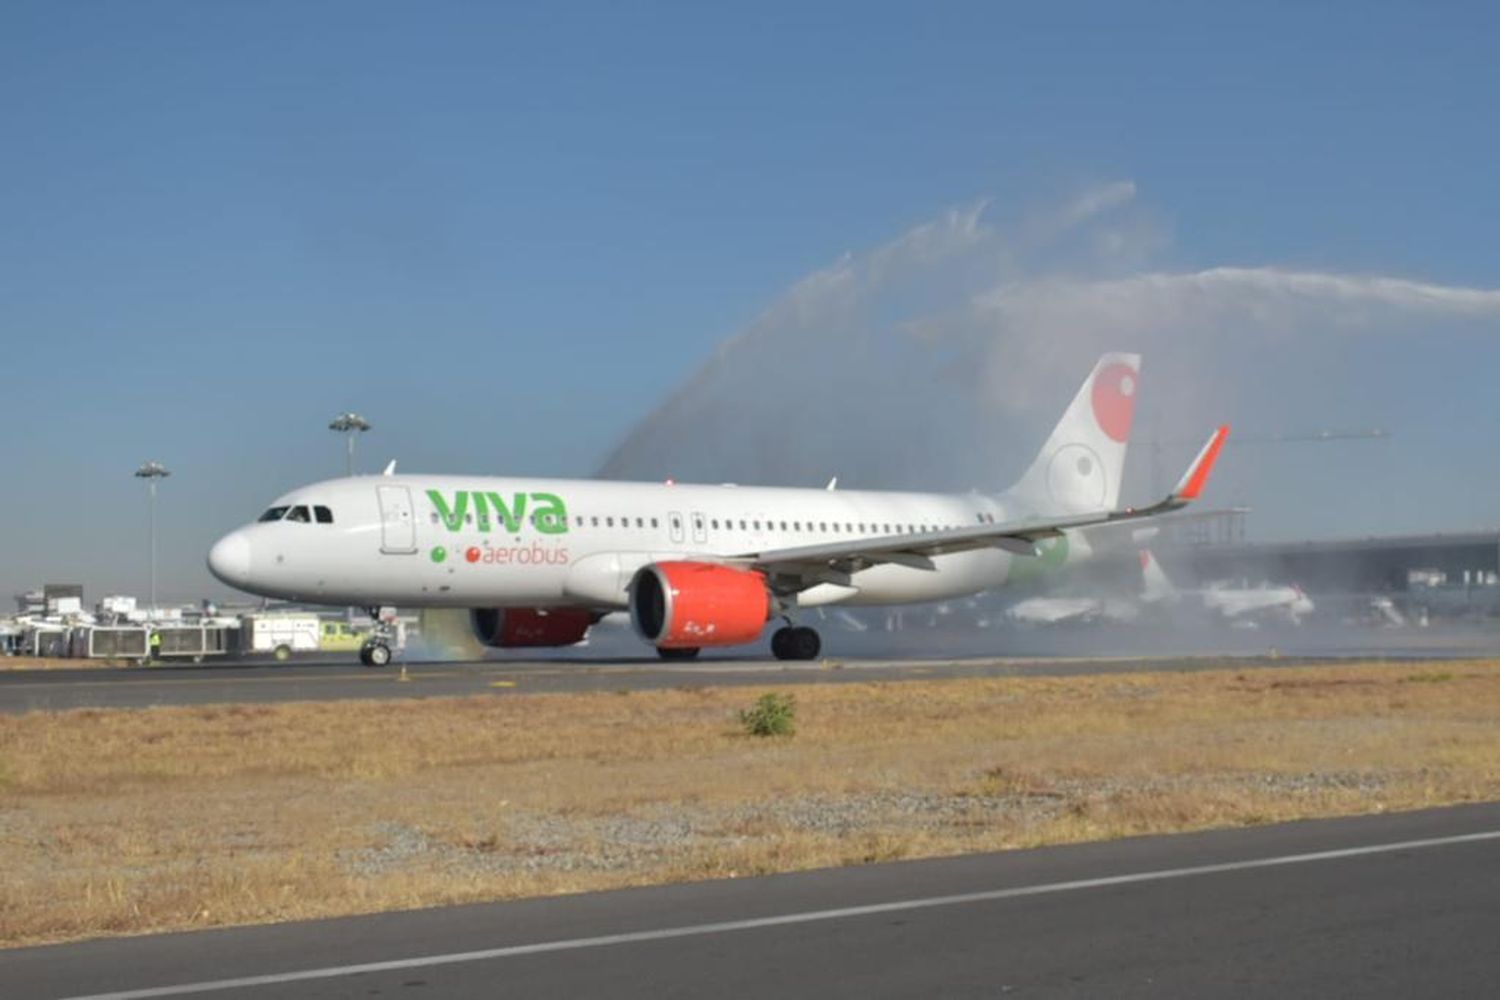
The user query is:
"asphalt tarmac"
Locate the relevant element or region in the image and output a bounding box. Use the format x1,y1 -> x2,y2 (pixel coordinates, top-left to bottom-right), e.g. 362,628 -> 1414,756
6,623 -> 1499,713
6,803 -> 1498,999
1,645 -> 1483,713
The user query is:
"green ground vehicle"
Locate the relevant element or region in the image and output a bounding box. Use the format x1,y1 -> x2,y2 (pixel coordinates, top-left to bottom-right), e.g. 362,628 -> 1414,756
318,620 -> 366,653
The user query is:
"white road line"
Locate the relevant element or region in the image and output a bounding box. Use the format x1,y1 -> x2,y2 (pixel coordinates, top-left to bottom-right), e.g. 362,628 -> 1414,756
55,829 -> 1500,1000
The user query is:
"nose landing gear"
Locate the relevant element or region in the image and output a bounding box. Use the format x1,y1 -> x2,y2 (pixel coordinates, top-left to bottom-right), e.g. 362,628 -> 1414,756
770,625 -> 821,661
359,640 -> 392,667
359,606 -> 399,668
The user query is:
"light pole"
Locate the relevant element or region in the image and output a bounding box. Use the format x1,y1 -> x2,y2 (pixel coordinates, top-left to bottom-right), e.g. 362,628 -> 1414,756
134,461 -> 171,616
329,412 -> 371,477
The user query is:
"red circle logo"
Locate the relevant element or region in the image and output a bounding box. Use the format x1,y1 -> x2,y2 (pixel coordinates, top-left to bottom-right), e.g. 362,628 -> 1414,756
465,547 -> 482,563
1090,362 -> 1137,443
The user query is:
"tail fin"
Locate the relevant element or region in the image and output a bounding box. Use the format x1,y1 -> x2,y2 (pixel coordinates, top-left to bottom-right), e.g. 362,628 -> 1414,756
1139,549 -> 1178,604
1006,353 -> 1140,513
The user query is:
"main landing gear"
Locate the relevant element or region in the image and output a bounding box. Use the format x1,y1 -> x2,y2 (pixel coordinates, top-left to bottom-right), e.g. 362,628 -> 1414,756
652,625 -> 822,662
770,625 -> 821,661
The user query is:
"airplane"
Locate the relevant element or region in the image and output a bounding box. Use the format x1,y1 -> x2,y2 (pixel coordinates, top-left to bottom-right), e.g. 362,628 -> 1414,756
1004,593 -> 1140,627
1139,549 -> 1314,625
207,354 -> 1229,665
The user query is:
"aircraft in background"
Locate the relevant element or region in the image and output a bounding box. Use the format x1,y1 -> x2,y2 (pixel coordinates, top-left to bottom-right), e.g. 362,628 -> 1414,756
1004,593 -> 1140,627
208,355 -> 1228,664
1139,549 -> 1314,625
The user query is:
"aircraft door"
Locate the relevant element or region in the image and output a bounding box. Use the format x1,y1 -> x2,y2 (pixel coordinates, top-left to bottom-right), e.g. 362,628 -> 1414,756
377,486 -> 418,554
668,511 -> 685,545
691,511 -> 708,545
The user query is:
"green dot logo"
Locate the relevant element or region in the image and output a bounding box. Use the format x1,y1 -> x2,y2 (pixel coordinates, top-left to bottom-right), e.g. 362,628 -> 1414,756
430,546 -> 448,564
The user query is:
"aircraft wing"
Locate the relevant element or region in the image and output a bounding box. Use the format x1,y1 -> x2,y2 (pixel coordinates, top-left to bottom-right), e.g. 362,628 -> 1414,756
729,426 -> 1230,591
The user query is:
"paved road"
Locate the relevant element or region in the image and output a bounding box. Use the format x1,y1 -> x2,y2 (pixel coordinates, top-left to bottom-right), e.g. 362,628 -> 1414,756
6,804 -> 1498,998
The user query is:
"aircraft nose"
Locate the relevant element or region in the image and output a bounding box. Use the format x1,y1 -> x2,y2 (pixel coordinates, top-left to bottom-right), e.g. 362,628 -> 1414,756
208,530 -> 253,588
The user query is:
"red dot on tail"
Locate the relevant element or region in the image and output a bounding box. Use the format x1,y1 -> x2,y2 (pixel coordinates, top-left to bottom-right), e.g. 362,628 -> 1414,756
1091,362 -> 1137,443
465,547 -> 482,563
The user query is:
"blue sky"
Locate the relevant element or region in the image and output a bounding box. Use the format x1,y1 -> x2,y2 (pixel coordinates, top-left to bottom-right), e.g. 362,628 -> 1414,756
2,1 -> 1498,601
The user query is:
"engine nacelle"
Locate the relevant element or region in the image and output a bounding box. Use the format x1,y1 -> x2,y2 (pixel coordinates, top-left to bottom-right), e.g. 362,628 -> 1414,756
470,607 -> 595,648
629,561 -> 770,649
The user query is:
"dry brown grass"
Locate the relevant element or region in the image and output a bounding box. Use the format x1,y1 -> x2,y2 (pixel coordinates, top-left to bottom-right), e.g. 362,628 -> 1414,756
3,659 -> 1500,946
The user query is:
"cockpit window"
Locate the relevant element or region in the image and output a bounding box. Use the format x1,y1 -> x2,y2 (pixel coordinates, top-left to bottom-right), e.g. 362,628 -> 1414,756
314,506 -> 334,524
286,505 -> 312,523
258,506 -> 290,522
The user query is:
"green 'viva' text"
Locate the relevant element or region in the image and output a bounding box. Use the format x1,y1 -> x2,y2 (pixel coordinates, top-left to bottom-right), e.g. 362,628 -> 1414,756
427,490 -> 569,535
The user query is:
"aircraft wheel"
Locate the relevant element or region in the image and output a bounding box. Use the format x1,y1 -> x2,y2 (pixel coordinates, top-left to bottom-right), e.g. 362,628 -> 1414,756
361,641 -> 392,668
770,626 -> 795,660
657,646 -> 700,661
788,626 -> 821,660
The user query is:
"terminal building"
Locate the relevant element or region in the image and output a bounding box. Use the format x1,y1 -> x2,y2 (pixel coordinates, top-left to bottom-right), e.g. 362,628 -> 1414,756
1155,511 -> 1500,592
1151,512 -> 1500,622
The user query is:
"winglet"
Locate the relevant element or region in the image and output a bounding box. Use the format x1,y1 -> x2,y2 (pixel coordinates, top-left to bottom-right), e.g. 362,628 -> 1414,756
1171,425 -> 1230,501
382,460 -> 397,476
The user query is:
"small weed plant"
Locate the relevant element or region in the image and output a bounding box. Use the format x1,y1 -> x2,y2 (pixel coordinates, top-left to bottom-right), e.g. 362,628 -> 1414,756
740,692 -> 796,737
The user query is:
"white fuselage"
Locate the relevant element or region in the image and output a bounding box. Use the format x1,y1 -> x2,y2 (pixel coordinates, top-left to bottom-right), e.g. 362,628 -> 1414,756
1202,584 -> 1315,622
208,474 -> 1077,611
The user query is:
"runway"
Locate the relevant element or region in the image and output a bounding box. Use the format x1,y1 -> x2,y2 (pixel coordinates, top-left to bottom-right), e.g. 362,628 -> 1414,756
4,618 -> 1496,712
0,646 -> 1477,714
6,804 -> 1499,998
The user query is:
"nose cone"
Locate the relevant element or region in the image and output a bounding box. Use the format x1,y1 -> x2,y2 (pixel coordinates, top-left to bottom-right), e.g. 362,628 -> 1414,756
208,530 -> 253,588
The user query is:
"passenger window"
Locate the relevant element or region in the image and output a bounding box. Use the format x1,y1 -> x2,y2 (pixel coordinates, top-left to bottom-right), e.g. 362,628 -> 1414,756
258,506 -> 289,523
820,522 -> 827,531
314,506 -> 334,524
753,520 -> 761,530
651,517 -> 659,529
591,516 -> 599,527
832,523 -> 840,533
779,521 -> 787,531
606,517 -> 615,527
739,520 -> 747,530
286,506 -> 311,523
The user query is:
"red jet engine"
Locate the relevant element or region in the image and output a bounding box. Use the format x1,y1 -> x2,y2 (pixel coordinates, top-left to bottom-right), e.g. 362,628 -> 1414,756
470,607 -> 596,648
629,561 -> 770,649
